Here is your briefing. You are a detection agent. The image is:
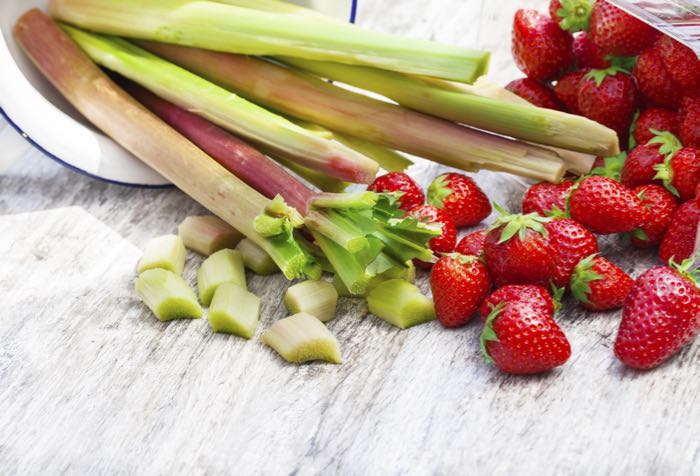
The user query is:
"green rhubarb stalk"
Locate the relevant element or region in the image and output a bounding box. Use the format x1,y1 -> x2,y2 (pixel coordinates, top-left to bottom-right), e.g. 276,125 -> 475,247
60,26 -> 378,184
366,279 -> 436,329
284,280 -> 339,322
197,249 -> 246,306
236,238 -> 279,275
178,215 -> 244,256
13,10 -> 318,280
208,282 -> 260,338
282,57 -> 619,158
49,0 -> 490,83
139,42 -> 566,182
262,312 -> 342,364
135,268 -> 203,321
137,234 -> 186,276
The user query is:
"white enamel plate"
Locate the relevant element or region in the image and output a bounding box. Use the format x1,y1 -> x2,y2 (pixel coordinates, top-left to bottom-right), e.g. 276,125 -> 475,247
0,0 -> 358,187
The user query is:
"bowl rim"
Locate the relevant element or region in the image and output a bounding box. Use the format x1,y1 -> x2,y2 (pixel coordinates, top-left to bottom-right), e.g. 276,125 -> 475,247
1,0 -> 359,188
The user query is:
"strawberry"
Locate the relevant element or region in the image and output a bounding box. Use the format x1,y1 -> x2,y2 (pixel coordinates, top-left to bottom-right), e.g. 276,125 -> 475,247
427,173 -> 491,227
659,198 -> 700,263
633,45 -> 679,109
589,0 -> 660,56
505,78 -> 564,110
654,148 -> 700,202
614,260 -> 700,370
483,207 -> 557,287
677,96 -> 700,148
480,286 -> 571,374
633,108 -> 678,146
631,184 -> 678,248
545,218 -> 599,287
570,254 -> 634,310
573,31 -> 610,69
409,204 -> 457,261
620,132 -> 681,188
367,172 -> 424,211
554,71 -> 586,113
512,9 -> 575,82
521,180 -> 575,216
569,176 -> 648,234
430,253 -> 492,328
549,0 -> 593,32
656,35 -> 700,97
479,284 -> 555,319
455,229 -> 488,257
578,68 -> 638,148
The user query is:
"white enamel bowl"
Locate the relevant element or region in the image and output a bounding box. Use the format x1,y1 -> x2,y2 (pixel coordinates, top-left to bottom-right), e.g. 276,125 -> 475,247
0,0 -> 358,187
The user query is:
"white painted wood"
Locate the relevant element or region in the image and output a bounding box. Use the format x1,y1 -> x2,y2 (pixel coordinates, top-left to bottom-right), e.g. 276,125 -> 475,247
0,1 -> 698,475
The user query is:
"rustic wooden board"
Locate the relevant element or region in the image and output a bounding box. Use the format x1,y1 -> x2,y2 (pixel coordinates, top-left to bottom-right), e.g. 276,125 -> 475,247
0,1 -> 698,475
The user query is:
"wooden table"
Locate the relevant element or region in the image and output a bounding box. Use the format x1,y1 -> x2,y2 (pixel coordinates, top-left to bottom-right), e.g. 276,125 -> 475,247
1,1 -> 698,474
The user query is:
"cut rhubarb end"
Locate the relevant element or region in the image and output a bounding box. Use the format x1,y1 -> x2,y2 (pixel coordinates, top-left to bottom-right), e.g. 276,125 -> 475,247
208,282 -> 260,338
366,279 -> 436,329
135,268 -> 203,321
235,238 -> 279,275
197,249 -> 246,306
136,234 -> 186,276
261,313 -> 342,364
178,215 -> 244,256
284,280 -> 339,322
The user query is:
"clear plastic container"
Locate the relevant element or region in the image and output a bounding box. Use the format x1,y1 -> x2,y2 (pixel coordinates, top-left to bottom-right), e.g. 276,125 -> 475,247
607,0 -> 700,55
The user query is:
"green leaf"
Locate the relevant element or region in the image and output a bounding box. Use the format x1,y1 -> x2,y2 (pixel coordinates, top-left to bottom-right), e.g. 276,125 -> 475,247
480,302 -> 505,365
608,55 -> 638,74
631,228 -> 648,241
570,254 -> 604,304
590,151 -> 627,181
648,130 -> 682,157
585,66 -> 628,88
628,109 -> 640,149
653,161 -> 680,198
556,0 -> 593,33
427,174 -> 453,209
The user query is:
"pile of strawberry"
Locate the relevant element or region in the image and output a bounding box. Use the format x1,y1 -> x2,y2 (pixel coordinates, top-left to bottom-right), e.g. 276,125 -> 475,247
367,161 -> 699,373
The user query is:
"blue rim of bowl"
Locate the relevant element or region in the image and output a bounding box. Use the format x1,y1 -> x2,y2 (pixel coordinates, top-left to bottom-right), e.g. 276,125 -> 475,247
2,0 -> 360,189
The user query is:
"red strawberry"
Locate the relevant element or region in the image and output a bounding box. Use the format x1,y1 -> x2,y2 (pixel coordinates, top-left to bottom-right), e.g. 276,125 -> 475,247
578,68 -> 638,148
505,78 -> 564,110
431,254 -> 492,328
545,218 -> 599,287
427,173 -> 491,227
409,205 -> 457,260
554,71 -> 586,113
368,172 -> 424,211
633,108 -> 678,146
573,31 -> 610,69
512,9 -> 575,82
620,132 -> 681,188
678,96 -> 700,148
479,284 -> 555,319
633,45 -> 679,109
659,198 -> 700,263
483,207 -> 557,287
589,0 -> 660,56
521,180 -> 575,216
455,229 -> 488,257
549,0 -> 593,32
631,184 -> 678,248
614,261 -> 700,370
569,176 -> 648,234
480,286 -> 571,374
654,148 -> 700,202
656,35 -> 700,96
570,254 -> 634,311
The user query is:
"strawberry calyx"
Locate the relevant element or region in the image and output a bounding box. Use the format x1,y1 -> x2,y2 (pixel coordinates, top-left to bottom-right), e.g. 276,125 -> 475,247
552,285 -> 565,314
590,152 -> 627,181
584,66 -> 629,87
650,130 -> 683,197
570,253 -> 604,304
628,110 -> 640,149
491,202 -> 551,243
443,252 -> 480,265
670,257 -> 700,288
555,0 -> 593,33
544,205 -> 570,219
480,301 -> 505,364
427,175 -> 452,209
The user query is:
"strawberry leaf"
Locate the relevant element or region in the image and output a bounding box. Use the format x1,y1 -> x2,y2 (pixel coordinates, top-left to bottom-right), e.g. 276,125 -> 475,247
631,228 -> 648,241
570,254 -> 604,304
653,161 -> 680,198
648,130 -> 682,157
556,0 -> 593,33
480,302 -> 505,365
584,66 -> 629,88
590,152 -> 627,182
628,109 -> 640,149
427,174 -> 452,209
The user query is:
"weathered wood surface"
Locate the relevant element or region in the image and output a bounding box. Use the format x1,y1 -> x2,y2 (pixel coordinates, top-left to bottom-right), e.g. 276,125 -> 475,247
0,1 -> 698,475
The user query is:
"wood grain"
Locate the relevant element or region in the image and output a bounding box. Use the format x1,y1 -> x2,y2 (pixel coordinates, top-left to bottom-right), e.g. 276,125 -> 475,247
1,1 -> 698,475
